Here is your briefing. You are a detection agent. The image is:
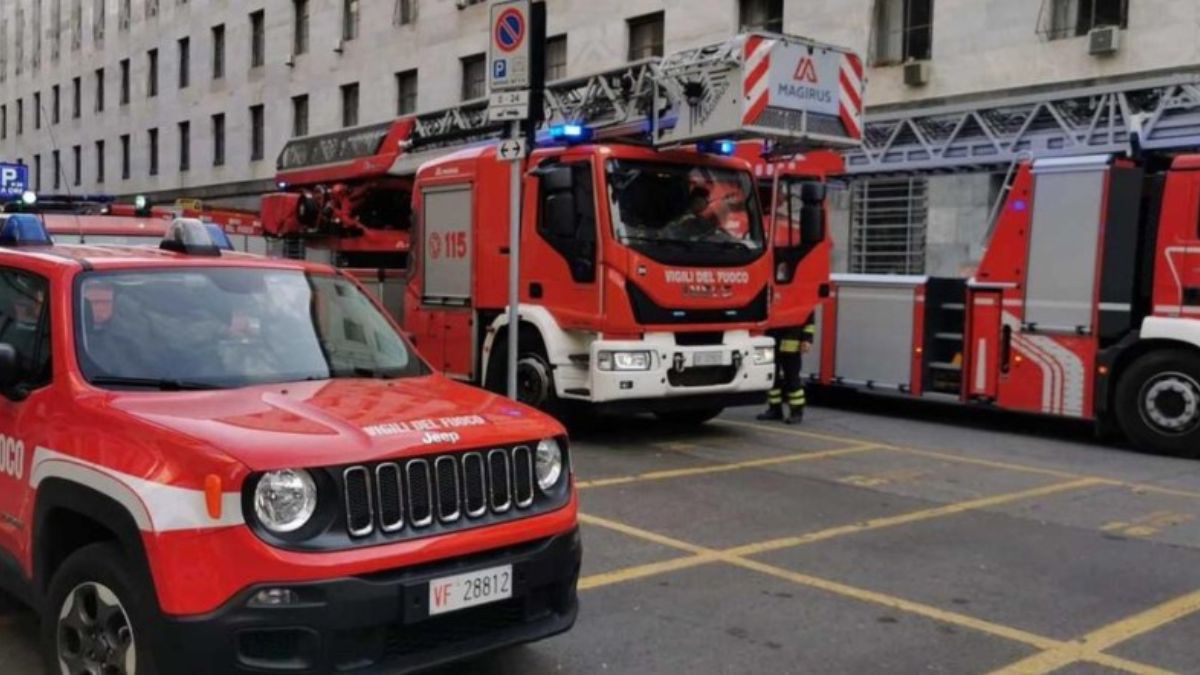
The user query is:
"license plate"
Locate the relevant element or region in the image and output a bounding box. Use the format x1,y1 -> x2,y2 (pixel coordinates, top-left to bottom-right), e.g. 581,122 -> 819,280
428,564 -> 513,616
693,351 -> 725,367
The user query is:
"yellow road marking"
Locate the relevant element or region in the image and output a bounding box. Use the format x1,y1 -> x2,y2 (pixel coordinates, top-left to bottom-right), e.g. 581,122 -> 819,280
578,553 -> 715,591
720,419 -> 1200,502
1102,511 -> 1196,539
576,443 -> 879,489
581,512 -> 1165,674
989,589 -> 1200,675
840,468 -> 928,487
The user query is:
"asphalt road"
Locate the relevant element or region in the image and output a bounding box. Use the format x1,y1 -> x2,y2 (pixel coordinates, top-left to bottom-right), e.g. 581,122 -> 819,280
6,398 -> 1200,674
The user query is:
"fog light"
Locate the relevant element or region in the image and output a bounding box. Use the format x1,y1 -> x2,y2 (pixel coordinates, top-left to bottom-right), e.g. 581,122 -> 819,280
248,588 -> 300,607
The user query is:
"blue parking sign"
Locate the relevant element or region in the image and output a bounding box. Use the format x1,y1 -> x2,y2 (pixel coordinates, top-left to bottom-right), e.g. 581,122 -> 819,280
0,163 -> 29,198
494,59 -> 508,79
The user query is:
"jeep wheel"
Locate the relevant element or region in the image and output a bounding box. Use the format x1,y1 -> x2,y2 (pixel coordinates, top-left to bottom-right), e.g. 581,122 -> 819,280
1115,349 -> 1200,457
44,543 -> 158,675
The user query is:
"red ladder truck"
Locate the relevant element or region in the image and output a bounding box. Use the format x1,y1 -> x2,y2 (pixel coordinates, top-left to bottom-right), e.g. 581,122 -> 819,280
264,32 -> 865,421
813,76 -> 1200,455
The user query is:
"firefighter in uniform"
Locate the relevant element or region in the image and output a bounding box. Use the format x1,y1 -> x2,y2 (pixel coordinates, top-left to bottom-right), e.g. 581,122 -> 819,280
758,313 -> 816,424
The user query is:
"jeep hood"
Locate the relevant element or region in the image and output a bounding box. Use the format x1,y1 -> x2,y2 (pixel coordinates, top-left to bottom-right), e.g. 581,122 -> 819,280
106,375 -> 561,472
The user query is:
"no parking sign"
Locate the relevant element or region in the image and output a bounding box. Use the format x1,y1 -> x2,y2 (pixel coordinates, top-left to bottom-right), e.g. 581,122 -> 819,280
488,0 -> 531,91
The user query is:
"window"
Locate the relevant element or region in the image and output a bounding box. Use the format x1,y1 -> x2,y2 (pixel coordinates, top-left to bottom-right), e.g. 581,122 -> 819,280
394,0 -> 417,26
178,37 -> 189,88
1044,0 -> 1129,39
145,0 -> 158,18
872,0 -> 933,65
212,24 -> 225,78
849,178 -> 928,274
53,150 -> 62,189
627,12 -> 664,60
34,92 -> 41,130
291,95 -> 308,137
293,0 -> 309,55
250,104 -> 265,161
740,0 -> 783,32
95,68 -> 105,112
72,145 -> 81,186
71,0 -> 83,50
545,35 -> 567,81
342,0 -> 359,41
52,85 -> 60,123
460,54 -> 485,101
0,270 -> 52,392
16,99 -> 22,135
95,139 -> 105,183
212,113 -> 225,166
72,77 -> 81,118
147,49 -> 158,96
120,133 -> 130,179
93,0 -> 106,43
148,127 -> 159,176
120,59 -> 130,104
1,106 -> 7,140
341,83 -> 359,127
250,10 -> 265,68
119,0 -> 131,30
538,162 -> 597,283
34,154 -> 42,190
50,0 -> 61,62
178,121 -> 190,171
396,69 -> 418,115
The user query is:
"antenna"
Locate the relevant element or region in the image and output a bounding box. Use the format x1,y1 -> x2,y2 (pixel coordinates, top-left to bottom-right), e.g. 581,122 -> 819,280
37,97 -> 87,244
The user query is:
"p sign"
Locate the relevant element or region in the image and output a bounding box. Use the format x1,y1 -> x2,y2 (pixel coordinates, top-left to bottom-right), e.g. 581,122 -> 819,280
0,163 -> 29,198
488,0 -> 531,92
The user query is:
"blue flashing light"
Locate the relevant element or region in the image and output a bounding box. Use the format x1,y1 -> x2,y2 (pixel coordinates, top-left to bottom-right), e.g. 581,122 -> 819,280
204,222 -> 235,251
160,218 -> 225,256
0,214 -> 53,247
698,139 -> 737,156
548,123 -> 593,143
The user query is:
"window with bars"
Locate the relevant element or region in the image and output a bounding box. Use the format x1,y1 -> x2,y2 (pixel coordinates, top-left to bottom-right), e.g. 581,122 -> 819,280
872,0 -> 933,66
396,70 -> 417,115
545,35 -> 566,82
1040,0 -> 1128,40
394,0 -> 416,26
849,178 -> 929,275
739,0 -> 783,33
460,54 -> 485,101
627,12 -> 664,60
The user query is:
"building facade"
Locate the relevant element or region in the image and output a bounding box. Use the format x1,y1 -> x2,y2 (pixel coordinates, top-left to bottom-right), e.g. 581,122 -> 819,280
0,0 -> 1197,273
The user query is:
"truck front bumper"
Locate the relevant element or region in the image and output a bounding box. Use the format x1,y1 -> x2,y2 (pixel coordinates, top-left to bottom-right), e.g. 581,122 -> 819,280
583,332 -> 775,404
156,530 -> 581,674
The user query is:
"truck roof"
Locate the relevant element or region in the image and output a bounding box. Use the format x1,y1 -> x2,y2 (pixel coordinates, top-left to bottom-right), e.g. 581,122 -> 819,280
414,142 -> 757,177
0,243 -> 330,273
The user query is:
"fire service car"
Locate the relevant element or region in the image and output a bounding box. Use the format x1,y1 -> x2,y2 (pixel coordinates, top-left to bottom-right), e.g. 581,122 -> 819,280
0,215 -> 579,673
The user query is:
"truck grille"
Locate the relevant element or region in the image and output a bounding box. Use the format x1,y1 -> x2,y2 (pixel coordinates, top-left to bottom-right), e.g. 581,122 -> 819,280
341,446 -> 538,540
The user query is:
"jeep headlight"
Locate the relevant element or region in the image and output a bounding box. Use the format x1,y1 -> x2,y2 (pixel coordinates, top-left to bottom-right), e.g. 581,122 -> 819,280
753,345 -> 775,366
535,438 -> 564,491
597,350 -> 653,371
254,469 -> 318,534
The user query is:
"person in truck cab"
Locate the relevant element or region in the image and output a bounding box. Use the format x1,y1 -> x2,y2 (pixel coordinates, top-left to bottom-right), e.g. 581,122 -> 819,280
0,216 -> 580,674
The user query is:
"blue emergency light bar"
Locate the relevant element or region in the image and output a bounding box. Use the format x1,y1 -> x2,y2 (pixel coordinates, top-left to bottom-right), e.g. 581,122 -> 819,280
547,124 -> 594,144
0,214 -> 53,247
160,218 -> 227,256
697,139 -> 737,156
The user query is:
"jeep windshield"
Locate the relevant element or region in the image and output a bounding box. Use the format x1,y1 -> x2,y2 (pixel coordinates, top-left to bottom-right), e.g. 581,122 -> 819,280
75,267 -> 427,390
606,159 -> 765,266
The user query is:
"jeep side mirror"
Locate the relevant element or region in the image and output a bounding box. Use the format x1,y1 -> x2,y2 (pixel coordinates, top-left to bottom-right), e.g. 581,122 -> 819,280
0,344 -> 19,390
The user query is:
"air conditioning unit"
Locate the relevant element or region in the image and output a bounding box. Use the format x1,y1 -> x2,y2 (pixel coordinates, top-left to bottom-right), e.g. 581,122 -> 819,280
1088,25 -> 1121,55
903,60 -> 930,87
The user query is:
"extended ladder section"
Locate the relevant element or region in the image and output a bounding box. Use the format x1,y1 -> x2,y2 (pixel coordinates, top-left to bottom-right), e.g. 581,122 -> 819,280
396,31 -> 863,167
845,71 -> 1200,174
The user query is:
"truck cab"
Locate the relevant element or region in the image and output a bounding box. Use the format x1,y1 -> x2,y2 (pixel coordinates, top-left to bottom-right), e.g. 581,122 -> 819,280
0,217 -> 579,673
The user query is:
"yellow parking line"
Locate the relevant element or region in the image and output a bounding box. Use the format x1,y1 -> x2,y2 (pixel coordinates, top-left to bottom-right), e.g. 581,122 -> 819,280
576,443 -> 879,489
722,419 -> 1200,502
579,553 -> 716,591
989,589 -> 1200,675
579,512 -> 1166,674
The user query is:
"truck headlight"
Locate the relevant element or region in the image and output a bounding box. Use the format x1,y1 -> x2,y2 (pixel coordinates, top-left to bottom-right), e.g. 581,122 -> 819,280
535,438 -> 564,491
254,469 -> 318,534
753,345 -> 775,366
597,350 -> 653,371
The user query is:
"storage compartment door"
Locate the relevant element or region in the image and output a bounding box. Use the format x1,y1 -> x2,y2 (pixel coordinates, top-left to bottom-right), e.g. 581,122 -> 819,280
834,284 -> 916,390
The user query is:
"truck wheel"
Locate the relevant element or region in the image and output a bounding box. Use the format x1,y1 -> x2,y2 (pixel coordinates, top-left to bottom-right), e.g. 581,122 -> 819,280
43,543 -> 159,675
655,408 -> 724,426
1115,349 -> 1200,457
486,338 -> 561,414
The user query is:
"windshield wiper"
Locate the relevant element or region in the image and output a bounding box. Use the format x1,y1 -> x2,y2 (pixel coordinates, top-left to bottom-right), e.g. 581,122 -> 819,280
332,366 -> 406,380
620,235 -> 694,249
88,376 -> 224,391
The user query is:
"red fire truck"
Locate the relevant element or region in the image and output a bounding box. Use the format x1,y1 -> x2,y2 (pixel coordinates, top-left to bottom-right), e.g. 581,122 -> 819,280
810,152 -> 1200,455
265,32 -> 865,422
0,214 -> 579,673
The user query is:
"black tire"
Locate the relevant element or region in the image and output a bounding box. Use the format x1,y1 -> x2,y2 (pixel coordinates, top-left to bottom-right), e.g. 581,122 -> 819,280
1114,349 -> 1200,457
42,542 -> 160,675
654,408 -> 724,426
486,336 -> 563,417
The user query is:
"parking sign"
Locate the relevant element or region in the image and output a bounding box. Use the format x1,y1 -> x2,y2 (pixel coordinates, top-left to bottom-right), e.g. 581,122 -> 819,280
0,163 -> 29,199
488,0 -> 531,92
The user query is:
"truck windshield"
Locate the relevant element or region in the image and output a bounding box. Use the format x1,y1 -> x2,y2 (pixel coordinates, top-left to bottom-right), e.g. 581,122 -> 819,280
75,268 -> 427,390
606,159 -> 764,266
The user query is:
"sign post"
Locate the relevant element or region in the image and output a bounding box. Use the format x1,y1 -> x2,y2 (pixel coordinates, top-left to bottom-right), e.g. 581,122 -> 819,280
488,0 -> 545,401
